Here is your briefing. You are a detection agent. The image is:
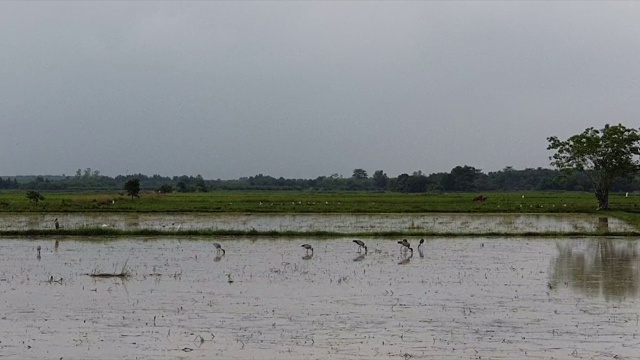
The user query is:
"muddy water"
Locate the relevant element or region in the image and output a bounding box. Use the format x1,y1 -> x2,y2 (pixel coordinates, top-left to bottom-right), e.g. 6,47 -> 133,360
0,213 -> 634,233
1,237 -> 639,359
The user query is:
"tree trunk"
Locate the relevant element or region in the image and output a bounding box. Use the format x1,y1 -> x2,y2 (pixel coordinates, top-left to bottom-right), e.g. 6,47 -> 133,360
596,187 -> 610,210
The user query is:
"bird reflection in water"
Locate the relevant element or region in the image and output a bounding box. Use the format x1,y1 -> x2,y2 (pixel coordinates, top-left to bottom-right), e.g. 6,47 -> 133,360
398,242 -> 413,265
353,253 -> 366,262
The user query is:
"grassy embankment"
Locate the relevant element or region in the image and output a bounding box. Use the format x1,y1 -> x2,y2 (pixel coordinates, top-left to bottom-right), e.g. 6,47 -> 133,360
1,190 -> 639,236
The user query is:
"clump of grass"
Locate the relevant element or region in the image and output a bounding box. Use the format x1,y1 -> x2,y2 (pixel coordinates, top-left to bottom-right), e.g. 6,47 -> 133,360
89,258 -> 131,278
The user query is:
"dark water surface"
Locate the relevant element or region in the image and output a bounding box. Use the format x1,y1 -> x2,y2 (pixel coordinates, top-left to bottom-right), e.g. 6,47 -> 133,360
1,237 -> 639,359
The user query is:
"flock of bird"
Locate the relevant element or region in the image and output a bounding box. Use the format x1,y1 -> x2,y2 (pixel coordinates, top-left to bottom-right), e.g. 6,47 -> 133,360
300,238 -> 425,259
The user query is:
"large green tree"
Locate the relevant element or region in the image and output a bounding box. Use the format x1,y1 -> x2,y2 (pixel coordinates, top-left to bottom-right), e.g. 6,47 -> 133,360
547,124 -> 640,210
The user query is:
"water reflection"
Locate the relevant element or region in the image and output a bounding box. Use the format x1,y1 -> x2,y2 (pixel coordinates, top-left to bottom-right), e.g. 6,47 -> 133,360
353,253 -> 365,262
551,239 -> 640,301
397,255 -> 412,265
3,213 -> 635,233
597,217 -> 609,232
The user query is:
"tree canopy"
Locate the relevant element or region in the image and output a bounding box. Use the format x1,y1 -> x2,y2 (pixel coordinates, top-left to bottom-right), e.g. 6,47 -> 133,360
547,124 -> 640,210
124,178 -> 141,199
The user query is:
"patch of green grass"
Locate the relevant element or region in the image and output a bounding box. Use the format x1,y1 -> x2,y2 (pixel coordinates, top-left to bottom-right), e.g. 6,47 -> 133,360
0,190 -> 631,213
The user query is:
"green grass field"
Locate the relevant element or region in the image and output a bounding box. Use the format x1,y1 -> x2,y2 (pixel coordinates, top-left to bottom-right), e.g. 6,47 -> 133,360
1,190 -> 638,214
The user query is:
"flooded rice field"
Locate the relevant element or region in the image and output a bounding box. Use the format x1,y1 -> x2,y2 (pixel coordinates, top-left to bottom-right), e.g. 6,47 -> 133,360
1,236 -> 639,359
0,212 -> 634,233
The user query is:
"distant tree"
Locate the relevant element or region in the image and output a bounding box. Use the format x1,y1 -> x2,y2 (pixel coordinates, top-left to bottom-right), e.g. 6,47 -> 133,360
194,175 -> 208,192
26,190 -> 44,204
372,170 -> 389,190
442,165 -> 482,191
352,169 -> 368,180
547,124 -> 640,210
124,178 -> 141,199
176,181 -> 188,193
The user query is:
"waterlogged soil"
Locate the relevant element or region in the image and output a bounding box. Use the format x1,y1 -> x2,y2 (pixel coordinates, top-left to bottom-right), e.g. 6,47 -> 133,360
1,237 -> 639,359
0,213 -> 634,233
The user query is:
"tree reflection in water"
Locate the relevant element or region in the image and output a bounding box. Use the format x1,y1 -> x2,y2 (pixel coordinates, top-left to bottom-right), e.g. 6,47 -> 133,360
550,239 -> 639,301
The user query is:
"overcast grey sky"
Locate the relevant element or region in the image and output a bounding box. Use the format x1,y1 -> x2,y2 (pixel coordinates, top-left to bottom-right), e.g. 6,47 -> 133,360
2,1 -> 640,179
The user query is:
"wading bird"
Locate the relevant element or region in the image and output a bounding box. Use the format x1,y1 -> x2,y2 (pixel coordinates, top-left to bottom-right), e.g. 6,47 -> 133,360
353,240 -> 367,253
418,239 -> 424,250
54,218 -> 59,230
398,239 -> 410,251
213,242 -> 225,256
301,244 -> 313,254
398,239 -> 412,255
36,245 -> 41,259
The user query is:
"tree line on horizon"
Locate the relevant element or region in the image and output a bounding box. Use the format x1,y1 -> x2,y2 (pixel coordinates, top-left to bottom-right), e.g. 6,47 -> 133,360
0,165 -> 636,194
